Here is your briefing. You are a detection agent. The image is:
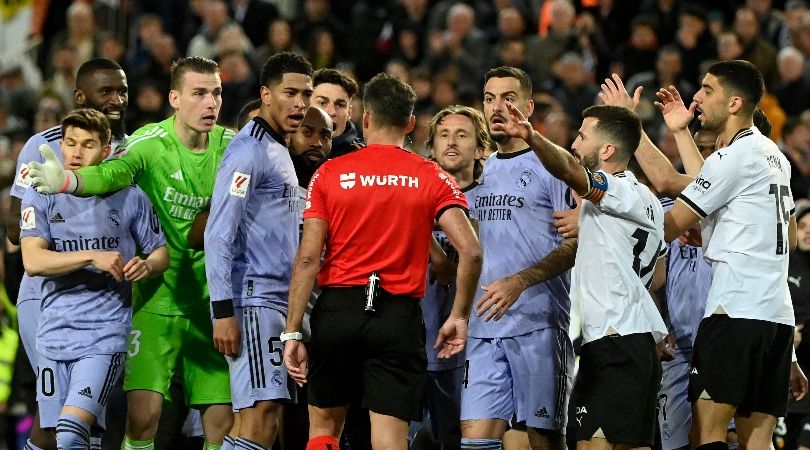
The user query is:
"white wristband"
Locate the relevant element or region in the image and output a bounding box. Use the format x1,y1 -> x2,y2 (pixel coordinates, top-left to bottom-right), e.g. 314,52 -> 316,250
280,331 -> 303,342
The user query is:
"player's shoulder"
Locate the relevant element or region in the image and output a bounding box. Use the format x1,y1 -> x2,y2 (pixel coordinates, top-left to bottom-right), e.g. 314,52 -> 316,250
20,126 -> 61,156
211,124 -> 237,148
123,122 -> 171,151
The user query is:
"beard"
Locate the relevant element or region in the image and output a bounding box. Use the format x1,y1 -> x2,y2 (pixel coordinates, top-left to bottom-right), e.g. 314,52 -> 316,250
490,130 -> 510,144
580,148 -> 600,171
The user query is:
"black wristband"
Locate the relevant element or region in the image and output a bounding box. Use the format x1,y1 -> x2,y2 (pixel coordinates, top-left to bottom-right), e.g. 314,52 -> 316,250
212,299 -> 235,319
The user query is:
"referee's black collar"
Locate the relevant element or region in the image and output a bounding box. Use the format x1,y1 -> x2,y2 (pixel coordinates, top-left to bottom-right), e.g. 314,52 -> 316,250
251,116 -> 285,144
727,127 -> 755,146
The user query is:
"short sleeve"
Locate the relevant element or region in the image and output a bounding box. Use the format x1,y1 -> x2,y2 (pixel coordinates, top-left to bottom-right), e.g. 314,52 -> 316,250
19,188 -> 51,243
581,170 -> 650,223
678,153 -> 744,219
430,164 -> 468,220
12,132 -> 59,199
303,165 -> 329,221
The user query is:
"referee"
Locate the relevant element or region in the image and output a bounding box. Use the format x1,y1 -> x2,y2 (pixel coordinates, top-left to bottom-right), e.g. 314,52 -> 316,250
282,73 -> 482,450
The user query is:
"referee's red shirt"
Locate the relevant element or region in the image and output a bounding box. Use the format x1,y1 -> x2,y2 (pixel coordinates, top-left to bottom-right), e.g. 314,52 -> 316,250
303,144 -> 467,298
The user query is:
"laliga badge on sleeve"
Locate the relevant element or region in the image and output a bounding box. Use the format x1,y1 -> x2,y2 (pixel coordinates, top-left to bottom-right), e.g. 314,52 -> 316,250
229,172 -> 251,198
21,206 -> 36,230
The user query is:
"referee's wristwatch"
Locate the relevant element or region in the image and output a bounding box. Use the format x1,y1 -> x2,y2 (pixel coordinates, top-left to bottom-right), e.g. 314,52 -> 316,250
280,331 -> 303,342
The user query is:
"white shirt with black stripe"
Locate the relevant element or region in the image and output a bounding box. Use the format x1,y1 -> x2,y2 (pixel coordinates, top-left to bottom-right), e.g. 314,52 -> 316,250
575,170 -> 668,345
678,126 -> 795,326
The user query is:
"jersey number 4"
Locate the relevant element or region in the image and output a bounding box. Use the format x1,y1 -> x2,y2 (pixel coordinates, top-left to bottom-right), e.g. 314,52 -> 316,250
770,184 -> 790,255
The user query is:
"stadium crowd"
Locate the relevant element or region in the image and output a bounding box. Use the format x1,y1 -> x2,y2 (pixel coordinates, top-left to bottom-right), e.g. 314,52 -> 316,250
2,1 -> 810,450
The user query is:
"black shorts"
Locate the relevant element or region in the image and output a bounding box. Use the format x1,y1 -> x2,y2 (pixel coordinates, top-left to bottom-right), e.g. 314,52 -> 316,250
307,287 -> 427,421
568,333 -> 661,447
689,315 -> 793,418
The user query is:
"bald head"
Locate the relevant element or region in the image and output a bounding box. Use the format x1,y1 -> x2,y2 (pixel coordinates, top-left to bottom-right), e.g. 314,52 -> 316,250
289,106 -> 333,166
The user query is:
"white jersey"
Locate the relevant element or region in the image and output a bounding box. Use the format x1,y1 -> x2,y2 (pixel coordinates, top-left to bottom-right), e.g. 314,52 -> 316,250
574,170 -> 668,345
678,126 -> 794,325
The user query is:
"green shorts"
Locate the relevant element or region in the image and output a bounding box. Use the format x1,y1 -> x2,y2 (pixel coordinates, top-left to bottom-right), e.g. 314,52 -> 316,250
124,310 -> 231,405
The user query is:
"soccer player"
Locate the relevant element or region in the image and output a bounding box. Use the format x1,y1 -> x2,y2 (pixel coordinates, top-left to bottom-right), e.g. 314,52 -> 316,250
606,60 -> 806,449
27,56 -> 236,450
461,66 -> 576,450
311,68 -> 364,158
288,105 -> 334,187
20,108 -> 168,450
283,72 -> 482,450
205,51 -> 313,450
417,105 -> 492,450
494,100 -> 667,449
7,57 -> 129,450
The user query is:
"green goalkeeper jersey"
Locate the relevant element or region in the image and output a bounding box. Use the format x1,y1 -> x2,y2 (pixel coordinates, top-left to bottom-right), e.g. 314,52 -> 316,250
77,115 -> 235,316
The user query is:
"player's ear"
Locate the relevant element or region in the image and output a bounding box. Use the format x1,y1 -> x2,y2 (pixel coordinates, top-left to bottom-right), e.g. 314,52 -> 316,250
728,96 -> 743,115
101,143 -> 112,160
524,98 -> 534,118
74,89 -> 86,106
404,115 -> 416,134
602,142 -> 616,161
168,89 -> 180,109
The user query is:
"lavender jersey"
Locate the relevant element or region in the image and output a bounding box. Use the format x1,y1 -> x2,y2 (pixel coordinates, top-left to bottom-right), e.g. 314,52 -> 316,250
470,149 -> 572,338
423,182 -> 480,371
12,126 -> 63,304
205,117 -> 305,313
660,198 -> 711,351
20,186 -> 165,361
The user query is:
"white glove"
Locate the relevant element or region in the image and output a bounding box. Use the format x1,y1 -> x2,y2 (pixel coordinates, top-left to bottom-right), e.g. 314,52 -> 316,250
28,144 -> 77,194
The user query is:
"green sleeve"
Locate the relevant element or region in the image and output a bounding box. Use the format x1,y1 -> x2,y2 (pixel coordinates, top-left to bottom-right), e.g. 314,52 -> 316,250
76,139 -> 149,195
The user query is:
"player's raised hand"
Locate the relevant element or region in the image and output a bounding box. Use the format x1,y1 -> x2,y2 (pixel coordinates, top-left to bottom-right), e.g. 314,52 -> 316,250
654,85 -> 696,132
28,145 -> 70,194
435,316 -> 467,358
123,256 -> 153,281
476,275 -> 527,321
599,73 -> 642,111
491,101 -> 532,141
91,251 -> 125,281
213,316 -> 240,357
284,340 -> 309,386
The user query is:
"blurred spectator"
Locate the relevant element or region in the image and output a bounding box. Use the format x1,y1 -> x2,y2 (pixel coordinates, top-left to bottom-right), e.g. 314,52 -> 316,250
786,201 -> 810,449
186,0 -> 234,59
430,76 -> 458,111
392,26 -> 424,68
526,0 -> 581,83
134,33 -> 177,93
256,19 -> 303,65
385,60 -> 411,85
0,64 -> 38,127
675,4 -> 716,85
44,44 -> 79,109
707,9 -> 727,38
613,15 -> 660,80
774,46 -> 810,117
425,3 -> 488,100
782,118 -> 810,199
126,79 -> 169,132
735,6 -> 779,87
126,14 -> 165,75
639,0 -> 680,45
391,0 -> 431,69
32,93 -> 67,133
308,28 -> 340,70
494,7 -> 527,43
783,1 -> 809,49
294,0 -> 349,62
213,23 -> 253,60
747,0 -> 785,47
0,96 -> 27,139
717,30 -> 745,61
48,2 -> 97,78
228,0 -> 280,48
411,68 -> 434,115
495,38 -> 532,82
540,109 -> 573,148
543,52 -> 600,124
97,32 -> 128,73
656,123 -> 682,169
627,45 -> 696,136
217,50 -> 257,127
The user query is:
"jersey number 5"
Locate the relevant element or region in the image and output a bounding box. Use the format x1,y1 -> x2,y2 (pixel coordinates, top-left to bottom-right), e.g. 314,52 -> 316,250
770,184 -> 790,255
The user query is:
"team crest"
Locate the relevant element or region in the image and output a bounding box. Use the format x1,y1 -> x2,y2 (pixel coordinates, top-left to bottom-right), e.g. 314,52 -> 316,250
516,170 -> 533,189
108,209 -> 121,228
271,370 -> 283,387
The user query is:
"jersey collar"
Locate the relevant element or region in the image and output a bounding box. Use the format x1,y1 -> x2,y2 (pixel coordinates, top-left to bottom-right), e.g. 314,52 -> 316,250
727,127 -> 755,146
495,147 -> 533,159
252,116 -> 285,144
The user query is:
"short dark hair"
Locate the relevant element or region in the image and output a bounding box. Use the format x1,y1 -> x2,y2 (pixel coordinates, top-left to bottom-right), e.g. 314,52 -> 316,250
170,56 -> 219,91
706,60 -> 764,114
582,105 -> 642,160
76,58 -> 123,90
237,98 -> 262,129
61,108 -> 111,146
484,66 -> 532,98
363,72 -> 416,129
313,68 -> 359,98
260,52 -> 313,88
753,107 -> 772,138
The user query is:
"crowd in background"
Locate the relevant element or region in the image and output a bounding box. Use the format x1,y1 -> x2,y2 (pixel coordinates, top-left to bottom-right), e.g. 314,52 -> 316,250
3,0 -> 810,448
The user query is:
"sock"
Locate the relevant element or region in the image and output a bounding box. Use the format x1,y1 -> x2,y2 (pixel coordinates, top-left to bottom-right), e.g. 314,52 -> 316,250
25,439 -> 46,450
204,441 -> 223,450
696,443 -> 729,450
306,435 -> 340,450
121,436 -> 154,450
221,436 -> 236,450
460,438 -> 503,450
727,444 -> 739,450
56,414 -> 91,450
90,435 -> 102,450
235,437 -> 270,450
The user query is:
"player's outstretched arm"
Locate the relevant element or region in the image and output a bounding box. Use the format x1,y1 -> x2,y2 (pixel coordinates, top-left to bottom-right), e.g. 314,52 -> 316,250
598,75 -> 693,197
284,217 -> 328,383
21,236 -> 125,281
494,101 -> 589,195
476,237 -> 577,322
436,207 -> 482,358
123,246 -> 169,282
